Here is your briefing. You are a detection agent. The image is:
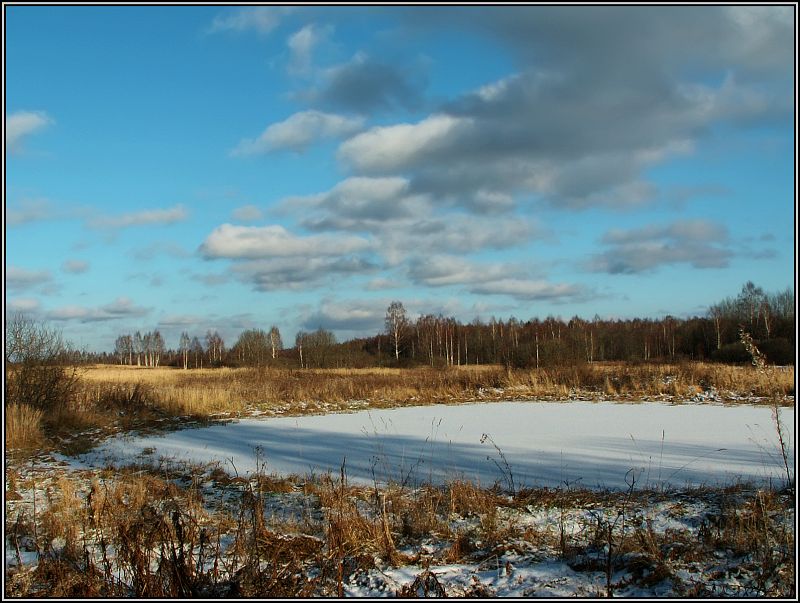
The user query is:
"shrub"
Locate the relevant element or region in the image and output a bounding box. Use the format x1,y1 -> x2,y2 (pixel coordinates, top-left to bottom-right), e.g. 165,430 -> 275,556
5,314 -> 81,412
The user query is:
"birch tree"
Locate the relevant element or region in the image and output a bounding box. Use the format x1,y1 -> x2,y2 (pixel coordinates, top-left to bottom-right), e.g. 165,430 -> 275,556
269,325 -> 283,360
179,332 -> 190,370
385,301 -> 408,361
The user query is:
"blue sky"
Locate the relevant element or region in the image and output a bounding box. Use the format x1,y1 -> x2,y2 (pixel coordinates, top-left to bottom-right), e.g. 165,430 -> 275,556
5,5 -> 795,353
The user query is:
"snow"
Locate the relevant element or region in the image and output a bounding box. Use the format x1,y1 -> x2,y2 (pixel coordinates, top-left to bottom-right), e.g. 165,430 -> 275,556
71,401 -> 794,490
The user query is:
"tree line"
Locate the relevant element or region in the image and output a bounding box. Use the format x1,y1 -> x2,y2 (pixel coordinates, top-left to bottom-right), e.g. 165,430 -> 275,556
101,281 -> 793,370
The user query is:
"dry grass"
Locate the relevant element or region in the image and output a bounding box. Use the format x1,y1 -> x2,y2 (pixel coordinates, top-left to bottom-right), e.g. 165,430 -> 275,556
5,403 -> 44,450
77,361 -> 794,416
5,458 -> 795,598
7,361 -> 792,457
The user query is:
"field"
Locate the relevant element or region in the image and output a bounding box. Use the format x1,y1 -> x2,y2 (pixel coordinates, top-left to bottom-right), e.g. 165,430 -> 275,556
4,362 -> 796,597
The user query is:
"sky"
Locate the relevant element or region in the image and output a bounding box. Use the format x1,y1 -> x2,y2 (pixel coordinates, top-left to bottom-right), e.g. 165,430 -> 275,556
4,4 -> 796,353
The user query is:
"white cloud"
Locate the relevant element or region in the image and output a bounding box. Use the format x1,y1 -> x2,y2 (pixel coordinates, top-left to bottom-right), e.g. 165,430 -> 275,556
287,23 -> 329,75
233,110 -> 364,155
208,6 -> 291,35
200,223 -> 371,260
408,255 -> 514,288
338,114 -> 469,172
286,176 -> 427,223
6,111 -> 52,153
301,298 -> 386,332
232,256 -> 377,291
469,279 -> 585,301
590,219 -> 732,274
88,205 -> 188,229
407,255 -> 587,302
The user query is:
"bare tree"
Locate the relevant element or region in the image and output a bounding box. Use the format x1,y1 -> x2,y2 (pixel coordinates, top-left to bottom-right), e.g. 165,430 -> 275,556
385,301 -> 409,361
5,314 -> 82,412
114,334 -> 132,365
179,332 -> 190,370
269,325 -> 283,360
295,331 -> 305,369
133,331 -> 144,366
152,330 -> 165,367
205,330 -> 224,364
190,336 -> 204,368
143,332 -> 153,367
232,329 -> 269,366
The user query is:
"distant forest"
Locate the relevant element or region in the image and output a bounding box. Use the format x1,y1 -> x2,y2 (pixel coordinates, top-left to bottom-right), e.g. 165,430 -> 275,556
101,282 -> 795,369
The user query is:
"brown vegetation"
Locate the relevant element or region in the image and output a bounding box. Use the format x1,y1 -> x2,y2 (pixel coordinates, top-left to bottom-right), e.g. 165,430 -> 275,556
5,461 -> 794,598
6,361 -> 794,457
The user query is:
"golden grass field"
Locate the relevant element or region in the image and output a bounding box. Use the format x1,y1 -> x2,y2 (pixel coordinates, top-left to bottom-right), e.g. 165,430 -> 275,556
6,361 -> 794,453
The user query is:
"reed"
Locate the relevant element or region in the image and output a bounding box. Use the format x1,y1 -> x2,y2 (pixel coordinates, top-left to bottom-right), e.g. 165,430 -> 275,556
5,403 -> 44,450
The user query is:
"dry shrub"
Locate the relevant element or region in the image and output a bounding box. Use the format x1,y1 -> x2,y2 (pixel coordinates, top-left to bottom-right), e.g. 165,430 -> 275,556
398,568 -> 448,597
40,477 -> 84,561
445,530 -> 476,562
5,403 -> 44,449
448,480 -> 499,517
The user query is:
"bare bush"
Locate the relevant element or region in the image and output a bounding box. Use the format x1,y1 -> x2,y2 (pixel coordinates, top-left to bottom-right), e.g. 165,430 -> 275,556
5,314 -> 81,413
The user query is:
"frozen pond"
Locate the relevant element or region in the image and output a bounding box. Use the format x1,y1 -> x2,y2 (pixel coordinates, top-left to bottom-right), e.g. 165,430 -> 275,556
75,401 -> 795,490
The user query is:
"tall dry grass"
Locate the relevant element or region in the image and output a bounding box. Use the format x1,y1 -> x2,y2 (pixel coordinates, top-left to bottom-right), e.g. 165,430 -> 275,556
76,362 -> 794,419
5,403 -> 44,450
8,361 -> 791,455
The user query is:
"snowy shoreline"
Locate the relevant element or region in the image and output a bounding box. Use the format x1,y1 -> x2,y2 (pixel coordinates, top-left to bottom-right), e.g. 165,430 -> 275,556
70,400 -> 794,491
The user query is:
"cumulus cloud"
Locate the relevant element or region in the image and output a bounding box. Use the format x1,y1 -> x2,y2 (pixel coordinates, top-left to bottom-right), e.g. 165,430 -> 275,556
285,176 -> 427,225
378,215 -> 537,265
287,23 -> 330,75
408,255 -> 515,288
208,6 -> 292,35
89,205 -> 188,229
407,255 -> 587,303
300,299 -> 386,332
200,223 -> 371,259
589,219 -> 733,274
233,110 -> 364,155
232,256 -> 377,291
47,297 -> 151,323
311,52 -> 425,113
6,110 -> 52,153
334,7 -> 791,210
338,114 -> 468,172
61,259 -> 89,274
469,279 -> 586,301
200,222 -> 377,291
282,175 -> 540,264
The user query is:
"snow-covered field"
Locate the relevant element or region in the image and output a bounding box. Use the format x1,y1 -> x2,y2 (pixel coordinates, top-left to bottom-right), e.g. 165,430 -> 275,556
73,401 -> 794,490
7,400 -> 795,597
